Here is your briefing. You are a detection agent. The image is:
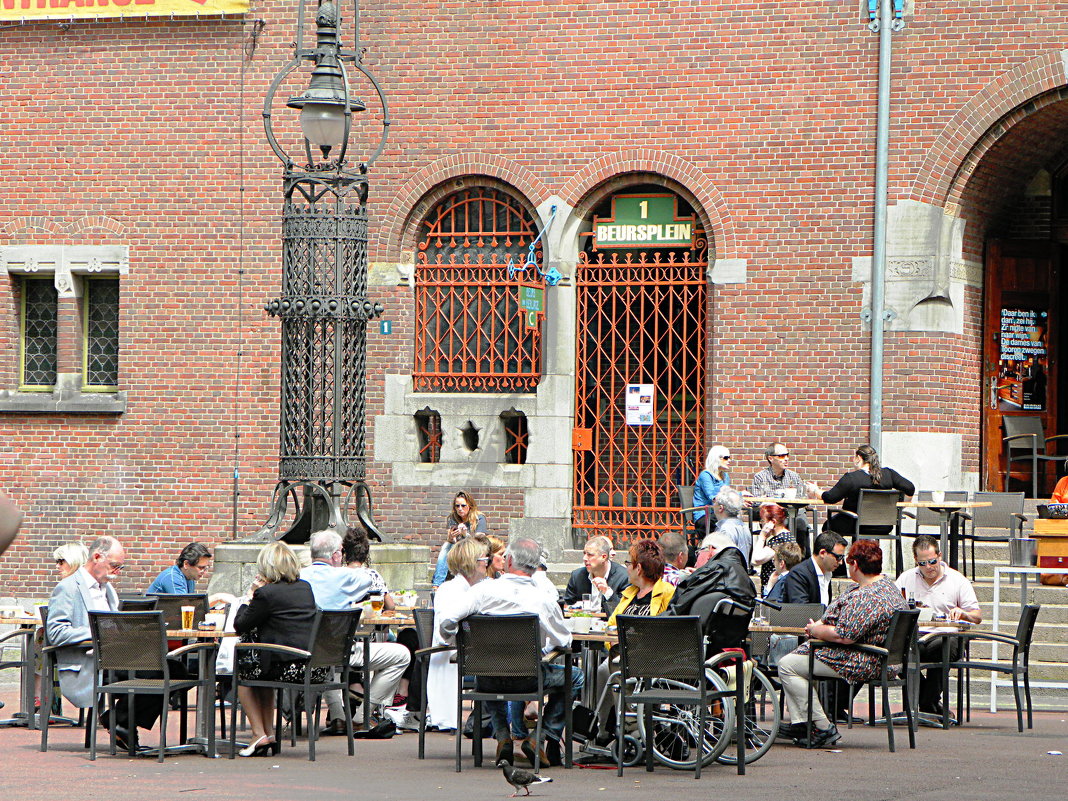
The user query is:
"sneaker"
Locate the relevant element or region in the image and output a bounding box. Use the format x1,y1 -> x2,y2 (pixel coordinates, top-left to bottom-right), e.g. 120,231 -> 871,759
383,707 -> 421,732
795,724 -> 841,749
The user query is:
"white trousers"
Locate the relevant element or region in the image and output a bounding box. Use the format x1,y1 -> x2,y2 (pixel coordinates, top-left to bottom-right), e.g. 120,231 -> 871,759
324,641 -> 411,719
777,651 -> 844,730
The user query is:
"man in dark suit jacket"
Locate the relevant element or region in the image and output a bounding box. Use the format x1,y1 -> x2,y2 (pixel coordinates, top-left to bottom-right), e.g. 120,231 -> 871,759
782,532 -> 847,606
562,536 -> 630,614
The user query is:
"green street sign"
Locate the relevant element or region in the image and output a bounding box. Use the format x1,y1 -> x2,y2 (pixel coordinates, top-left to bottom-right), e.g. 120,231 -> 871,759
593,193 -> 695,249
519,285 -> 544,313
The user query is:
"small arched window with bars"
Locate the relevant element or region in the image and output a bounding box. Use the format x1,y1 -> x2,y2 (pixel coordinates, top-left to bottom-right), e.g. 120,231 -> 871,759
414,407 -> 442,463
501,409 -> 528,465
413,187 -> 543,392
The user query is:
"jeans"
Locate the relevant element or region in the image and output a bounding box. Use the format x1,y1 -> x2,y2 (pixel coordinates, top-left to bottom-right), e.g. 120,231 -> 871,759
432,543 -> 452,587
476,662 -> 583,742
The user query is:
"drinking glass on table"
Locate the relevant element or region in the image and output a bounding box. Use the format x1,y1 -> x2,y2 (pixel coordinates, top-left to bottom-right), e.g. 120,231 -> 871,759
180,605 -> 195,630
581,593 -> 593,613
368,592 -> 384,613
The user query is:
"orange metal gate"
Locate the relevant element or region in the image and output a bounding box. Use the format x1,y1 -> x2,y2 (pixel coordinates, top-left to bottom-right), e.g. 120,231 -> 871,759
572,245 -> 708,545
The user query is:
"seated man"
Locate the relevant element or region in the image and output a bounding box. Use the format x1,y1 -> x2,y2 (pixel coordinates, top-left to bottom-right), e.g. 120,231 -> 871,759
895,534 -> 982,715
782,531 -> 847,606
561,535 -> 629,614
658,531 -> 689,586
300,530 -> 410,731
710,488 -> 753,566
665,529 -> 756,654
146,542 -> 235,607
749,442 -> 817,544
438,537 -> 583,767
48,536 -> 185,750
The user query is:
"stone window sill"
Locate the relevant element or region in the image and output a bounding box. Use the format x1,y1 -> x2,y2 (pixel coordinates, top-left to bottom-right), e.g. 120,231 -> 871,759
0,389 -> 126,415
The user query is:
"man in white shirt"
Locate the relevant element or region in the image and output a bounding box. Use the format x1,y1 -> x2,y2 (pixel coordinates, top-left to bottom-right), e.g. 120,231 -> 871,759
896,535 -> 982,715
300,529 -> 409,733
438,537 -> 581,767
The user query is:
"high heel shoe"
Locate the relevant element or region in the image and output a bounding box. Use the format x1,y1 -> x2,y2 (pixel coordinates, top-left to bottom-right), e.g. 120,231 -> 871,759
238,734 -> 274,757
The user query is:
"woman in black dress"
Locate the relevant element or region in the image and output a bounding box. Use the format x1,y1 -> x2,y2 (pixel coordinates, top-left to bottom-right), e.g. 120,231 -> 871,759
234,542 -> 327,756
814,444 -> 915,537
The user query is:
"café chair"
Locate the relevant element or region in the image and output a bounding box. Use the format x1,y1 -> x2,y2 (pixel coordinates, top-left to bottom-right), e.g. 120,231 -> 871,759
118,597 -> 159,612
0,614 -> 35,717
943,603 -> 1040,732
412,607 -> 453,760
957,491 -> 1027,580
1002,416 -> 1068,498
833,489 -> 908,575
805,608 -> 920,753
229,607 -> 363,761
38,605 -> 91,752
679,485 -> 712,551
87,610 -> 208,762
615,614 -> 745,778
453,613 -> 572,773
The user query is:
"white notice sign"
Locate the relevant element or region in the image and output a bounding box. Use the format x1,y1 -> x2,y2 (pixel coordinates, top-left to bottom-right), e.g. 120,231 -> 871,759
625,384 -> 655,426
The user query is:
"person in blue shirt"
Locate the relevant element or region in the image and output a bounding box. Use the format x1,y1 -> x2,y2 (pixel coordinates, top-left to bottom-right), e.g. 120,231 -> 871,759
692,445 -> 732,540
147,542 -> 213,594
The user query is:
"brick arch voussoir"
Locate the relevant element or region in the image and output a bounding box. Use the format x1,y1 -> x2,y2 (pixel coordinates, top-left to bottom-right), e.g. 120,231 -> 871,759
911,51 -> 1067,207
1,217 -> 65,241
561,150 -> 735,259
66,216 -> 128,237
381,155 -> 551,260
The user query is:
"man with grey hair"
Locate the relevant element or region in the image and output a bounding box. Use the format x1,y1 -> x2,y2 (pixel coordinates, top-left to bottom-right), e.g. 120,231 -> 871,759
300,529 -> 409,734
438,537 -> 582,767
713,487 -> 753,566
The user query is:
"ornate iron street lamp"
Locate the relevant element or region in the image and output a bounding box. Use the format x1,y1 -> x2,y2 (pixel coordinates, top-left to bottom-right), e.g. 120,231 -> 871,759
251,0 -> 389,542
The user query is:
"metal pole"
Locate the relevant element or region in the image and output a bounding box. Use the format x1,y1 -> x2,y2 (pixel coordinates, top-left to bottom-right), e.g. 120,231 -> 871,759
869,0 -> 895,452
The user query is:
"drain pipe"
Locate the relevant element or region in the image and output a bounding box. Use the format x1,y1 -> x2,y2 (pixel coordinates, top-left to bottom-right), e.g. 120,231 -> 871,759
867,0 -> 903,452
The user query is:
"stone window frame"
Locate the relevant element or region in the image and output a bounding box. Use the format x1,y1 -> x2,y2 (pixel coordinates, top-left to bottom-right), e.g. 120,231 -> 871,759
0,244 -> 127,414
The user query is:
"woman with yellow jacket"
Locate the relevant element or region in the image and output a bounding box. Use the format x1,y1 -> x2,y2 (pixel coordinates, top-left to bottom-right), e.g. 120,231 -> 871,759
592,538 -> 676,745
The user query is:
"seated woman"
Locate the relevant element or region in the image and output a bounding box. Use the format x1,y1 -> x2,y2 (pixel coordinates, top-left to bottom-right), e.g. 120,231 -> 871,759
36,543 -> 89,709
432,491 -> 489,587
812,444 -> 914,538
233,542 -> 325,757
592,538 -> 676,745
426,537 -> 490,731
751,502 -> 795,588
691,446 -> 732,542
776,538 -> 907,748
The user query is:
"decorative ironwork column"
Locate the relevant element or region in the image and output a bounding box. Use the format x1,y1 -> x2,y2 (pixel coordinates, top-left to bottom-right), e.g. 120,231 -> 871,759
249,0 -> 389,543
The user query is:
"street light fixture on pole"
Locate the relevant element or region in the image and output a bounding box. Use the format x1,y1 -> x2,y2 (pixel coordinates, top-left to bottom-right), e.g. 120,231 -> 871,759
250,0 -> 390,543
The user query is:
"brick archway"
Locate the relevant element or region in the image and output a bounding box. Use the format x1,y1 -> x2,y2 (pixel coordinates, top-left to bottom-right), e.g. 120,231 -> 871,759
561,149 -> 736,259
381,154 -> 551,259
911,51 -> 1068,208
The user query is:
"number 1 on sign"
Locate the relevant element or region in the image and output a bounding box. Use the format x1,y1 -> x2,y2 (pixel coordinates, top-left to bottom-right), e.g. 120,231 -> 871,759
638,200 -> 648,219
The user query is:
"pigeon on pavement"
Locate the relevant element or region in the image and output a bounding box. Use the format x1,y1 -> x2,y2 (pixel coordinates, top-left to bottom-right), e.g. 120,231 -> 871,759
498,759 -> 553,797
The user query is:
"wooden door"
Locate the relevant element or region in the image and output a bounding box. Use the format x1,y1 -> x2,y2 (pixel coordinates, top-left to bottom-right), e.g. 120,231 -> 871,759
982,239 -> 1059,491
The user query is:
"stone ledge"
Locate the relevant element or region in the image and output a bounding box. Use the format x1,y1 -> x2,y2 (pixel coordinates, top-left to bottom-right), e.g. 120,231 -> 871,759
0,389 -> 126,415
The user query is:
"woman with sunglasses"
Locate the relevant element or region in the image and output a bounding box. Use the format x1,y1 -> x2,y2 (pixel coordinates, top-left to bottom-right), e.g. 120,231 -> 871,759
691,445 -> 733,541
432,491 -> 489,587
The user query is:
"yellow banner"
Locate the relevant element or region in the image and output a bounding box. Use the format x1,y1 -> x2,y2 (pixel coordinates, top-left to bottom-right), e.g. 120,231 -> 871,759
0,0 -> 248,22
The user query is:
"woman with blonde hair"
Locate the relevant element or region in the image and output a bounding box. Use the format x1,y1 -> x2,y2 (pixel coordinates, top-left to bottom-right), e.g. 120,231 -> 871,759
233,542 -> 323,756
52,542 -> 89,579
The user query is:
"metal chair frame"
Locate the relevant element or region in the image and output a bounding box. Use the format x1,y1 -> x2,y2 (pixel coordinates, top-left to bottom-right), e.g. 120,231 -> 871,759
834,489 -> 908,574
229,607 -> 363,761
957,491 -> 1027,580
1003,416 -> 1068,497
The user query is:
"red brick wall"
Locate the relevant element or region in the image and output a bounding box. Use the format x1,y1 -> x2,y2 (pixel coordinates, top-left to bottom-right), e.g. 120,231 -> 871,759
3,1 -> 1068,595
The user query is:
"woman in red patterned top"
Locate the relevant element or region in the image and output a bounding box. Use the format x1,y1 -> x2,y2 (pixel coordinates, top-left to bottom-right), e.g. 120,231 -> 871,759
776,538 -> 906,748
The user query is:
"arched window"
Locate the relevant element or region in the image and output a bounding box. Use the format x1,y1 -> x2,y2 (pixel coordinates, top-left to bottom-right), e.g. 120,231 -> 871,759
413,186 -> 542,392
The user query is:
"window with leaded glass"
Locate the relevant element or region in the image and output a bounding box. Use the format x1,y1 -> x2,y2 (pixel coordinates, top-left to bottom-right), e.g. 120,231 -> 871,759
412,187 -> 543,392
19,278 -> 58,389
83,278 -> 120,389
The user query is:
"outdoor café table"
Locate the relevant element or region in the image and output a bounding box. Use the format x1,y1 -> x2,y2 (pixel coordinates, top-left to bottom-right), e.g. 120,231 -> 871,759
898,500 -> 991,571
912,620 -> 982,730
166,627 -> 236,758
0,614 -> 40,729
749,497 -> 830,558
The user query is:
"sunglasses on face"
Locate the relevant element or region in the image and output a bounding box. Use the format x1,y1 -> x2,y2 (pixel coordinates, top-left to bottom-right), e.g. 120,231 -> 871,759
834,553 -> 846,563
773,452 -> 789,458
916,558 -> 939,567
722,455 -> 732,460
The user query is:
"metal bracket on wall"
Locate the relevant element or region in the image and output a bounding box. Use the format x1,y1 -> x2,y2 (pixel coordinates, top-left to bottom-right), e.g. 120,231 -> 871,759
860,307 -> 898,323
868,0 -> 904,31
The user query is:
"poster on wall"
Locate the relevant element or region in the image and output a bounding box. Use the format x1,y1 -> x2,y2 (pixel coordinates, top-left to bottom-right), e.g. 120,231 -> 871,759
997,307 -> 1048,411
625,384 -> 655,426
0,0 -> 248,23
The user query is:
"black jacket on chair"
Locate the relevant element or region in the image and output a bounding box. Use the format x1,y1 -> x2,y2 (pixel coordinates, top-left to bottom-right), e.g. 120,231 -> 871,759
234,579 -> 318,673
562,561 -> 630,614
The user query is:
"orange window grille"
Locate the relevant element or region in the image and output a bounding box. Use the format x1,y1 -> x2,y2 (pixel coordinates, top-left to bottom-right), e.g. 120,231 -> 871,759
413,188 -> 543,392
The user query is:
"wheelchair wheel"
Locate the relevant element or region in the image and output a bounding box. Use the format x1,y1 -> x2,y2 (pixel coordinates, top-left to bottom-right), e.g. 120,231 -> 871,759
715,664 -> 780,765
618,733 -> 643,767
636,675 -> 735,770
